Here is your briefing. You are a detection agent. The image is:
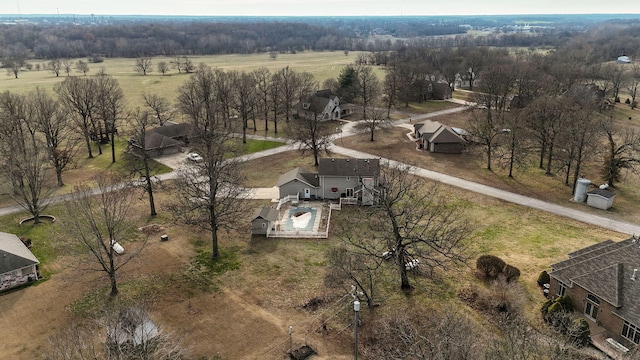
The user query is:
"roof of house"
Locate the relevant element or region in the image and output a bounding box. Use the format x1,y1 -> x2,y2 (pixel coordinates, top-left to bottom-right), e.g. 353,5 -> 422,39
318,158 -> 380,178
143,132 -> 182,151
0,232 -> 39,275
414,120 -> 443,135
587,189 -> 616,199
428,125 -> 466,144
549,237 -> 640,325
251,206 -> 279,222
150,122 -> 194,139
276,167 -> 319,188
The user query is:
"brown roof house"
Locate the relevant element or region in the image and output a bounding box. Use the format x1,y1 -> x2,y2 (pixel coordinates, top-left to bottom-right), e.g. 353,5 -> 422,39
1,232 -> 39,292
293,89 -> 351,121
549,237 -> 640,355
414,120 -> 466,154
128,122 -> 194,157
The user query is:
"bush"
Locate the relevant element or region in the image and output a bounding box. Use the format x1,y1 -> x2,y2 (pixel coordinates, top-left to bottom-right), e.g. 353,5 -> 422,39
503,264 -> 520,283
537,271 -> 550,287
476,255 -> 506,278
568,318 -> 591,347
626,98 -> 631,104
615,96 -> 621,103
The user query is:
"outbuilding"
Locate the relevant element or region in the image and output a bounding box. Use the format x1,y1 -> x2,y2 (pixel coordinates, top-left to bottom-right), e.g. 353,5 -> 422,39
586,189 -> 616,210
0,232 -> 39,292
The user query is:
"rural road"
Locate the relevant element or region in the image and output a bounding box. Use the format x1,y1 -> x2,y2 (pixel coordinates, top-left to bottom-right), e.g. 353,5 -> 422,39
3,101 -> 640,236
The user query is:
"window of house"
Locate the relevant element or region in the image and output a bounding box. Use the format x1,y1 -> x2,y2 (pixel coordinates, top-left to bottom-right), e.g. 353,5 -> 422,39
584,293 -> 600,320
557,281 -> 567,296
622,321 -> 640,344
261,223 -> 266,228
346,177 -> 350,181
346,188 -> 354,198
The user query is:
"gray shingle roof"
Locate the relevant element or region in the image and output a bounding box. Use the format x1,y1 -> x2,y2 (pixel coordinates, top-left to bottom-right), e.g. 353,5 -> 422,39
549,237 -> 640,325
276,167 -> 319,187
251,206 -> 279,222
318,158 -> 380,178
429,125 -> 466,144
0,232 -> 39,275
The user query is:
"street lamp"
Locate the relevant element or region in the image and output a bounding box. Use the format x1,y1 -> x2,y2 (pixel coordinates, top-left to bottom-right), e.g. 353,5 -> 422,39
354,300 -> 360,360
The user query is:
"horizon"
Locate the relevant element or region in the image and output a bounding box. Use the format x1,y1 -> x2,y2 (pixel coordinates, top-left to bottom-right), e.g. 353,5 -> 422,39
2,0 -> 640,17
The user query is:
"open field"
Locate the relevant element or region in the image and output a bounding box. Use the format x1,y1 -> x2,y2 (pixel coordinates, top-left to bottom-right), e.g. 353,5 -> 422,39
0,51 -> 380,111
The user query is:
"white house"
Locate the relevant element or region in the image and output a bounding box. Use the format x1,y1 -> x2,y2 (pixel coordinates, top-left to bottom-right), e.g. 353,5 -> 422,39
0,232 -> 39,292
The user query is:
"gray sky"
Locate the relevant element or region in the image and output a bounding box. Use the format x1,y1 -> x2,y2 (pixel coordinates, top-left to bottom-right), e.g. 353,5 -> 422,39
2,0 -> 640,16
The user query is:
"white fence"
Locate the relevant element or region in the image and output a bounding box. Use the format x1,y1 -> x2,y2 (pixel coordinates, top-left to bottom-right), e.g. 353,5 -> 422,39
277,193 -> 299,210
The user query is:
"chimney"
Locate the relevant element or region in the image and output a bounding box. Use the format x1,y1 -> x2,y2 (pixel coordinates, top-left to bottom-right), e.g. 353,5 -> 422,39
632,269 -> 637,281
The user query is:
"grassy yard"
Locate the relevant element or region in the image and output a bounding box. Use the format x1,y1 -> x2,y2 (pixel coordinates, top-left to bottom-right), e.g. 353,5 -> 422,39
1,51 -> 376,111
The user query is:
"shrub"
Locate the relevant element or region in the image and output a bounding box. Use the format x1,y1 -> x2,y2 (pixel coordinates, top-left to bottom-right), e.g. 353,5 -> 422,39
615,96 -> 620,103
537,271 -> 550,287
626,98 -> 631,104
476,255 -> 506,278
503,264 -> 521,283
568,318 -> 591,347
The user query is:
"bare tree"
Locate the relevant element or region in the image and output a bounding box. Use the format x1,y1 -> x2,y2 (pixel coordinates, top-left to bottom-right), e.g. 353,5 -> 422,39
30,87 -> 78,186
374,163 -> 472,290
356,65 -> 381,122
252,67 -> 272,131
48,58 -> 62,77
626,63 -> 640,108
171,55 -> 184,73
62,59 -> 73,76
156,60 -> 169,76
2,44 -> 28,78
142,92 -> 174,126
55,76 -> 98,158
134,56 -> 153,76
360,305 -> 484,359
63,172 -> 144,296
94,71 -> 125,163
76,60 -> 90,76
0,91 -> 53,224
174,64 -> 252,259
286,104 -> 333,167
232,70 -> 257,143
127,108 -> 159,216
601,120 -> 640,188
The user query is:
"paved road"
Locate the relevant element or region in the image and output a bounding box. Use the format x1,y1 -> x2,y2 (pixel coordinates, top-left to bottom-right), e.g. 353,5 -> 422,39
4,101 -> 640,235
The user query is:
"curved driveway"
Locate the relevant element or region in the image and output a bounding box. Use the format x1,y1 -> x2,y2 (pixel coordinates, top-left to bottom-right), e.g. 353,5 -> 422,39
3,103 -> 640,235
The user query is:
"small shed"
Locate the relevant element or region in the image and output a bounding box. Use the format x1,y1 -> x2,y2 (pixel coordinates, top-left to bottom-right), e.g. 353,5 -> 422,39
586,189 -> 616,210
251,206 -> 279,235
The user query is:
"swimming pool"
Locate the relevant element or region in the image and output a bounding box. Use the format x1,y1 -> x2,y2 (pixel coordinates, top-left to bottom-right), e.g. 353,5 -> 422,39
281,207 -> 318,231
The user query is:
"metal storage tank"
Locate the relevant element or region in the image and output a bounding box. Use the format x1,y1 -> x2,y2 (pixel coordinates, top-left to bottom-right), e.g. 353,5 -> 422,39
573,178 -> 591,202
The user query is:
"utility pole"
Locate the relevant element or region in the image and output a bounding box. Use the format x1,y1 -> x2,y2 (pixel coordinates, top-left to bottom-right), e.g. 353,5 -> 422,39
353,300 -> 360,360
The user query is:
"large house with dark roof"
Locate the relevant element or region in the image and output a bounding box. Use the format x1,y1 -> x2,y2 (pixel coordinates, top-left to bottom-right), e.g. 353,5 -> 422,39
128,122 -> 195,157
414,120 -> 466,154
1,232 -> 39,292
548,237 -> 640,352
276,158 -> 380,205
293,89 -> 353,121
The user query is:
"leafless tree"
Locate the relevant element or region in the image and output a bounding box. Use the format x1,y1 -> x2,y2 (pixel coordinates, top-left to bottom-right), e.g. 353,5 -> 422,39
94,71 -> 125,163
270,70 -> 283,133
325,244 -> 382,310
360,305 -> 484,359
234,70 -> 258,142
355,104 -> 388,142
134,56 -> 153,76
127,108 -> 159,216
142,92 -> 174,126
55,76 -> 98,158
62,59 -> 73,76
2,44 -> 28,79
174,64 -> 252,259
286,105 -> 333,167
156,61 -> 169,76
277,66 -> 315,122
601,119 -> 640,188
170,55 -> 184,73
76,60 -> 90,76
252,67 -> 272,131
373,163 -> 472,290
30,87 -> 79,186
63,171 -> 144,296
0,91 -> 53,224
48,58 -> 62,77
356,65 -> 381,122
626,63 -> 640,108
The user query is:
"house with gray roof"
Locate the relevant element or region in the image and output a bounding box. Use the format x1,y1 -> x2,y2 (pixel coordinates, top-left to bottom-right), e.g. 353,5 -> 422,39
276,158 -> 380,205
0,232 -> 39,292
128,122 -> 195,157
414,120 -> 466,154
250,206 -> 280,235
293,89 -> 352,121
549,237 -> 640,352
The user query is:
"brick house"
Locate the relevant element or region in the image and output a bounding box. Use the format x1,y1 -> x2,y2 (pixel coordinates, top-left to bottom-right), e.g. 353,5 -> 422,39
548,237 -> 640,352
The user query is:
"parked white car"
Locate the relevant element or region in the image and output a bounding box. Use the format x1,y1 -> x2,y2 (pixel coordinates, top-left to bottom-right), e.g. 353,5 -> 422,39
111,240 -> 125,255
186,152 -> 203,162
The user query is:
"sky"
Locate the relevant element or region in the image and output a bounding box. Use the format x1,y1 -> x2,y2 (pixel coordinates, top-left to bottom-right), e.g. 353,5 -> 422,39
1,0 -> 640,17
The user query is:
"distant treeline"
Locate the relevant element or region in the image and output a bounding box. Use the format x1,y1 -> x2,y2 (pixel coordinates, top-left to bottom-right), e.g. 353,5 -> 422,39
1,16 -> 640,61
